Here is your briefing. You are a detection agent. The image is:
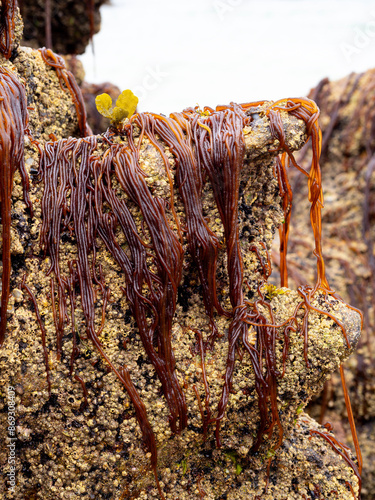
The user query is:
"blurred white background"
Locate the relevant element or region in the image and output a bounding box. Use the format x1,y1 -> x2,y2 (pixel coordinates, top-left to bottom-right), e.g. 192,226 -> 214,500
79,0 -> 375,114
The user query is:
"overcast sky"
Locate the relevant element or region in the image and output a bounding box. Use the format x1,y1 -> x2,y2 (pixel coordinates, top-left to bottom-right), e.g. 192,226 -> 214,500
79,0 -> 375,114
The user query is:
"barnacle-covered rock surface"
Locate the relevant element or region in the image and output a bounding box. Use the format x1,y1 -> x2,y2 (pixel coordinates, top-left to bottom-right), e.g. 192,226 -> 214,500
287,69 -> 375,500
0,28 -> 363,500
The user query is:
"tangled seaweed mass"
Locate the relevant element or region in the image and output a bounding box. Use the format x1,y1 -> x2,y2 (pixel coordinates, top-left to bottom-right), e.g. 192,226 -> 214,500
0,0 -> 16,59
0,6 -> 363,498
0,66 -> 32,345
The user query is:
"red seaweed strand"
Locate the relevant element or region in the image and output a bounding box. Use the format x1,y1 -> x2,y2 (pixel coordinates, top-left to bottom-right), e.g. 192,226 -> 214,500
0,67 -> 32,345
0,0 -> 16,59
39,48 -> 91,137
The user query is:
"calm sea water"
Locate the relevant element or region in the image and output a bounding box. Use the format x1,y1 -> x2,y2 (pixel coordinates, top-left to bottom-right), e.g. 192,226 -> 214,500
79,0 -> 375,114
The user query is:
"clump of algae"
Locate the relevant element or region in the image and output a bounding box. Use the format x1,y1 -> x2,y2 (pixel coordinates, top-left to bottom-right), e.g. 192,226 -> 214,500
95,89 -> 138,125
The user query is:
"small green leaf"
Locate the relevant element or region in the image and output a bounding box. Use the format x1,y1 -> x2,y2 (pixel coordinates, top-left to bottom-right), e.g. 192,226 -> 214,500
262,283 -> 288,300
296,403 -> 304,415
111,107 -> 128,123
182,459 -> 187,475
95,89 -> 139,127
95,93 -> 113,118
115,89 -> 139,119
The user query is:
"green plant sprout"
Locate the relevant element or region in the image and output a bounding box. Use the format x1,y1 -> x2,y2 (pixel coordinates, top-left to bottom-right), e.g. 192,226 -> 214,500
176,458 -> 188,475
195,104 -> 211,117
262,283 -> 288,301
296,403 -> 304,415
95,89 -> 138,125
224,450 -> 243,475
293,403 -> 305,425
265,448 -> 276,459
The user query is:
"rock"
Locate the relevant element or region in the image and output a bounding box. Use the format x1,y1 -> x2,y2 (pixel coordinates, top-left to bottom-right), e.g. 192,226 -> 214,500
285,68 -> 375,500
18,0 -> 107,55
0,9 -> 363,500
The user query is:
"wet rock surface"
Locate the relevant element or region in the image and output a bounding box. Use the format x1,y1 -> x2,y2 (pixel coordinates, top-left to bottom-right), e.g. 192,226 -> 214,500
285,69 -> 375,500
0,15 -> 363,500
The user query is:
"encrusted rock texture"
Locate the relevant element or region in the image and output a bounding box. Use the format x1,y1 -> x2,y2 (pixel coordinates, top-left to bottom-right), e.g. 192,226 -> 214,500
283,69 -> 375,500
19,0 -> 107,55
0,28 -> 363,500
16,0 -> 122,134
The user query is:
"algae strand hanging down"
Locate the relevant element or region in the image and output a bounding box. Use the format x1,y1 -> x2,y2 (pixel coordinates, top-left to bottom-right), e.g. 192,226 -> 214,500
0,67 -> 32,345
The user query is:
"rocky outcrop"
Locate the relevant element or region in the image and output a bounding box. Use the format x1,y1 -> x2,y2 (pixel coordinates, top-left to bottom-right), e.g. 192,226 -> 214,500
18,0 -> 107,55
0,9 -> 363,500
285,69 -> 375,500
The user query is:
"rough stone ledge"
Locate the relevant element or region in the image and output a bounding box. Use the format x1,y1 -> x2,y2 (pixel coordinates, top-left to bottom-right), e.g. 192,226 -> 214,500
0,44 -> 361,500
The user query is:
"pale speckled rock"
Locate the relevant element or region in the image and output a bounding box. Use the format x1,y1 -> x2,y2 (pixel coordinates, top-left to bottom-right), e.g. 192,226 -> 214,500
0,34 -> 362,500
287,68 -> 375,500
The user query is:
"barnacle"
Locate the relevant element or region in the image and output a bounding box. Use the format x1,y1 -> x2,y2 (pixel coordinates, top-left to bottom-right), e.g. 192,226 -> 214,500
39,48 -> 91,137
